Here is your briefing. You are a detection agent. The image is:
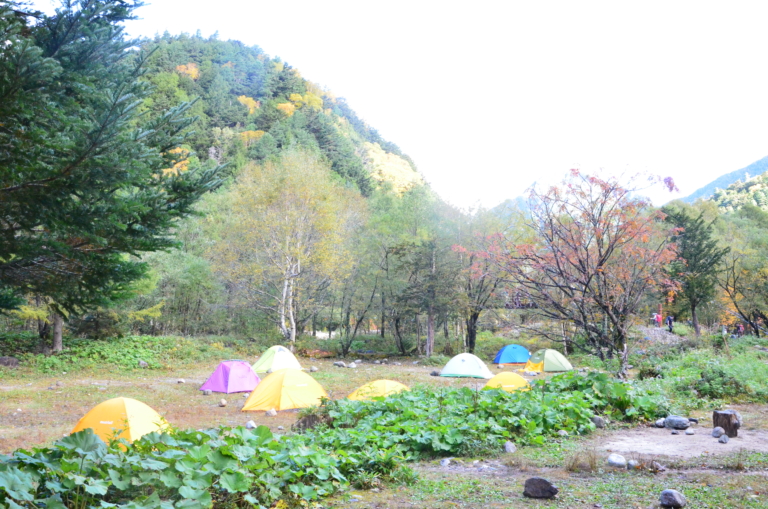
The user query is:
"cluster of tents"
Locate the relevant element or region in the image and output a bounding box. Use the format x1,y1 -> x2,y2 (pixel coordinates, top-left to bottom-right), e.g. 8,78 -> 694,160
71,343 -> 573,445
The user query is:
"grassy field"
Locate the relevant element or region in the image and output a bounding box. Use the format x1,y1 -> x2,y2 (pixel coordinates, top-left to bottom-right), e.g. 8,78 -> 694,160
1,334 -> 767,508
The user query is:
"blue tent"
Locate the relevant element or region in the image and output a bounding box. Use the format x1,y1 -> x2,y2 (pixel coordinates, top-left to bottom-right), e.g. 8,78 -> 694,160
493,344 -> 531,365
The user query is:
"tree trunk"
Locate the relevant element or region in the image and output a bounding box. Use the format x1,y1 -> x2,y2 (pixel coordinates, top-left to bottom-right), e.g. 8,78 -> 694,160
466,311 -> 480,354
712,409 -> 741,437
426,305 -> 435,357
52,314 -> 63,353
691,302 -> 701,336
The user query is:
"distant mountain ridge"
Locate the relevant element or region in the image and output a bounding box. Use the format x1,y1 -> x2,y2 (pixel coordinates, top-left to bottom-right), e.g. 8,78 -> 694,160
680,156 -> 768,203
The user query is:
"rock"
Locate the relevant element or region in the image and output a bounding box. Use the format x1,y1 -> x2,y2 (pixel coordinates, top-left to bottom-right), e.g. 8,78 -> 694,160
711,426 -> 725,438
664,415 -> 691,430
659,489 -> 687,508
627,459 -> 640,470
688,417 -> 698,424
498,364 -> 503,369
393,362 -> 402,366
243,393 -> 249,398
685,429 -> 695,435
592,416 -> 606,428
382,359 -> 389,364
203,390 -> 212,396
718,434 -> 729,444
374,360 -> 381,364
712,409 -> 742,438
177,379 -> 185,384
524,371 -> 538,376
354,359 -> 362,364
245,420 -> 256,429
48,386 -> 55,390
0,356 -> 20,368
650,461 -> 666,473
607,453 -> 627,468
348,362 -> 357,369
671,430 -> 679,435
219,399 -> 227,407
138,360 -> 149,368
310,366 -> 319,372
430,370 -> 440,376
557,430 -> 569,437
277,426 -> 284,430
334,361 -> 347,368
440,458 -> 451,467
655,418 -> 666,428
412,361 -> 419,365
504,441 -> 517,454
522,477 -> 559,499
265,408 -> 277,417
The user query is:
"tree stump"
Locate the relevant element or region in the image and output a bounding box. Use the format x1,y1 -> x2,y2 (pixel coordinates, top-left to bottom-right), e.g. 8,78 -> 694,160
712,410 -> 741,438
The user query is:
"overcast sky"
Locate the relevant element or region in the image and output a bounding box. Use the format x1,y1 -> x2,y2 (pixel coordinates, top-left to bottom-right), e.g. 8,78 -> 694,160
33,0 -> 768,209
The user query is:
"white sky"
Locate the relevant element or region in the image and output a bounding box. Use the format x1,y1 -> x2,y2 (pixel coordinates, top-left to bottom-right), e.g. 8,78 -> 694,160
32,0 -> 768,209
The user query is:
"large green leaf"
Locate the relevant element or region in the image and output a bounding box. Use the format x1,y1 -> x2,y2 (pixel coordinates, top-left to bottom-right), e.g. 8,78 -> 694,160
57,429 -> 106,457
219,471 -> 250,493
0,468 -> 35,501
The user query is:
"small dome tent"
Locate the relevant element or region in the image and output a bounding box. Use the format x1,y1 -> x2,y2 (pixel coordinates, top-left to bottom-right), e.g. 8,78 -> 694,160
252,345 -> 302,373
200,360 -> 260,393
492,344 -> 531,365
347,380 -> 409,401
71,397 -> 167,443
484,372 -> 530,392
524,349 -> 573,372
242,368 -> 327,412
440,353 -> 494,379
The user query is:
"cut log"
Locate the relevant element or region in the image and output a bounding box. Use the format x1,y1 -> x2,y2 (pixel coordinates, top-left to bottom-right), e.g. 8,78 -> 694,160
712,410 -> 741,438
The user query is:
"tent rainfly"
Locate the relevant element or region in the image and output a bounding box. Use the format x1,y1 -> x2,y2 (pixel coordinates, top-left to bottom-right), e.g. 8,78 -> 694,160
440,353 -> 494,379
524,349 -> 573,372
492,344 -> 531,365
484,372 -> 531,392
71,397 -> 167,443
252,345 -> 302,373
241,368 -> 327,412
347,380 -> 409,401
200,360 -> 260,393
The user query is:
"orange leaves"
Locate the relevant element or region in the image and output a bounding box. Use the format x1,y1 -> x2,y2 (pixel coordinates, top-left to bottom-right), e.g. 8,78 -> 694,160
276,102 -> 296,116
161,147 -> 190,176
237,95 -> 260,115
175,62 -> 199,80
239,130 -> 265,147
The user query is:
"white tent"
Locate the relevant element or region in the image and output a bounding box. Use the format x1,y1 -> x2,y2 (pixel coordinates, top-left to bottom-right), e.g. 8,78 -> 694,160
440,353 -> 494,379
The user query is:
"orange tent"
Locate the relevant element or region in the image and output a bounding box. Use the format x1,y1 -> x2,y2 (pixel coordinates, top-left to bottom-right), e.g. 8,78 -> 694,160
347,380 -> 409,401
242,368 -> 327,412
71,397 -> 167,443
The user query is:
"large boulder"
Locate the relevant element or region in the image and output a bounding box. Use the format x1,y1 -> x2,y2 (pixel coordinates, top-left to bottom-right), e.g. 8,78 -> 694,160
522,477 -> 558,499
0,356 -> 19,368
607,453 -> 627,468
664,415 -> 691,430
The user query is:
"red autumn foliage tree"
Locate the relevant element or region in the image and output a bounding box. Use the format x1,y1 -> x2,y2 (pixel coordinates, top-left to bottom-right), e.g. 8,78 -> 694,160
494,170 -> 677,377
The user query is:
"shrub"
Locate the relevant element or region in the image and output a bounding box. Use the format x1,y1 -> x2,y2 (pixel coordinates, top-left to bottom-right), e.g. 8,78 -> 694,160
694,365 -> 749,399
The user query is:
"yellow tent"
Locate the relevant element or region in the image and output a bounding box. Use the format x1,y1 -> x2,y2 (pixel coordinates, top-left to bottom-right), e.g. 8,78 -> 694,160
241,368 -> 327,412
483,372 -> 530,392
347,379 -> 409,401
71,397 -> 167,443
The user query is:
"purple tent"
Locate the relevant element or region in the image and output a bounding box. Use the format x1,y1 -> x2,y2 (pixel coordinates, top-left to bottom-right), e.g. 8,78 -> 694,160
200,360 -> 261,393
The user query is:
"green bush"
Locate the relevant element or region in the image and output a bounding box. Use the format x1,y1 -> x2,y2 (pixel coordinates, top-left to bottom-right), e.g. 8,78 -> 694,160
694,365 -> 747,399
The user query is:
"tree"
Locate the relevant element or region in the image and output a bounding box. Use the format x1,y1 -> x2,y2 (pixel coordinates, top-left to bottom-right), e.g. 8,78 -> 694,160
663,206 -> 730,336
209,149 -> 363,344
494,171 -> 676,376
0,1 -> 225,348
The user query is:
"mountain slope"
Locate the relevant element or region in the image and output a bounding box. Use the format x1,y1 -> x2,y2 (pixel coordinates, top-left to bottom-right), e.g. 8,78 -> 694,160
680,156 -> 768,203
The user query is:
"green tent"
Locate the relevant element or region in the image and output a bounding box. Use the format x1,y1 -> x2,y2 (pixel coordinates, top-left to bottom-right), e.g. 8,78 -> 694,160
252,345 -> 301,373
524,349 -> 572,372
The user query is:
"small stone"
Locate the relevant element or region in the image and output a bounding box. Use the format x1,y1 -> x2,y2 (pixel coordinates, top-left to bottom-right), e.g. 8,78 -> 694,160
671,430 -> 679,435
655,418 -> 666,428
266,408 -> 277,417
664,415 -> 691,430
627,459 -> 640,470
504,441 -> 517,453
659,488 -> 687,508
177,379 -> 185,384
522,477 -> 559,499
138,360 -> 149,368
277,425 -> 284,430
382,359 -> 389,364
310,366 -> 319,372
374,360 -> 381,364
718,434 -> 729,444
498,364 -> 503,369
557,430 -> 569,437
48,386 -> 55,390
393,362 -> 402,366
348,362 -> 357,368
218,399 -> 227,407
650,461 -> 666,472
685,429 -> 694,435
334,361 -> 347,368
202,389 -> 212,396
243,393 -> 249,398
354,359 -> 362,364
607,453 -> 627,468
688,417 -> 698,424
430,370 -> 439,376
440,458 -> 451,467
592,416 -> 605,428
412,361 -> 419,365
56,381 -> 63,387
712,426 -> 725,438
245,420 -> 256,429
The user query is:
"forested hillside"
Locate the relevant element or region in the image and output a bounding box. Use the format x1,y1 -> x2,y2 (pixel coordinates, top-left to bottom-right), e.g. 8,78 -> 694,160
712,169 -> 768,211
680,155 -> 768,204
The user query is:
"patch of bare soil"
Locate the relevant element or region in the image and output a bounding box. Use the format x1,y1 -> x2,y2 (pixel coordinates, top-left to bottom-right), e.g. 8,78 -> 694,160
598,424 -> 768,458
